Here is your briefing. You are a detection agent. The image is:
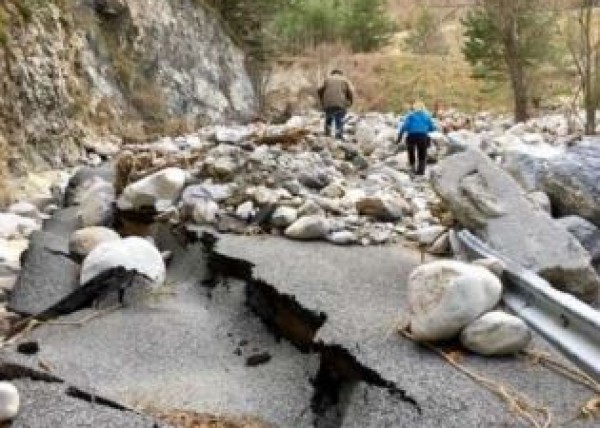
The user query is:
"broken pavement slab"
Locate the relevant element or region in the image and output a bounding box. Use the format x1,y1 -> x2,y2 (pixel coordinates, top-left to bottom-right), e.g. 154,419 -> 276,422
207,233 -> 597,427
9,231 -> 80,316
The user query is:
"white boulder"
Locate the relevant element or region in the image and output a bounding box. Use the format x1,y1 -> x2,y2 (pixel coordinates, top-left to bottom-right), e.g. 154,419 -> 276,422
69,227 -> 121,258
271,206 -> 298,228
408,260 -> 503,341
460,311 -> 532,356
285,215 -> 329,240
117,168 -> 186,211
81,237 -> 166,287
0,382 -> 19,422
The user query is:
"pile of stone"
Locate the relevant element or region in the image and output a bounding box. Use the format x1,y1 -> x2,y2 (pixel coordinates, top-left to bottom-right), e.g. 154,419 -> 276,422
406,258 -> 532,356
108,111 -> 446,248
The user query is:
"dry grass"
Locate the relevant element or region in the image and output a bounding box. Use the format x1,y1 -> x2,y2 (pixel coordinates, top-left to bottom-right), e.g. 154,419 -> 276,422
150,410 -> 274,428
277,48 -> 513,114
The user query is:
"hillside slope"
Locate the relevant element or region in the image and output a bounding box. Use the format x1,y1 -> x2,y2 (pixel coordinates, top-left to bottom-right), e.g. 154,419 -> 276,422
0,0 -> 256,173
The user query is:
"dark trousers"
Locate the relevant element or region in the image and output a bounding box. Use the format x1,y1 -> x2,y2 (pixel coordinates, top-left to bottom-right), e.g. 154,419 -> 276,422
324,107 -> 346,139
406,133 -> 430,175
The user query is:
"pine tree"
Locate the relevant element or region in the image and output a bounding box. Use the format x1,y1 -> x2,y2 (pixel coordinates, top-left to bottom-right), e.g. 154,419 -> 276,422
461,0 -> 556,122
343,0 -> 395,53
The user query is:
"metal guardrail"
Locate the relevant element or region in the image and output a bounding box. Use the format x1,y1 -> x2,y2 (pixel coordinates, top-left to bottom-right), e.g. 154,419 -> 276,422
456,230 -> 600,381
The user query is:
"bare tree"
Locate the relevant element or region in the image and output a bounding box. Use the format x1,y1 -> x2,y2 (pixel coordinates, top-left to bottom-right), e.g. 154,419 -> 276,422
566,0 -> 600,134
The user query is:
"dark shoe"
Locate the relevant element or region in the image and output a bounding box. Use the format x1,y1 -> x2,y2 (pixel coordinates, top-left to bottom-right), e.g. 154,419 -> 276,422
335,134 -> 345,141
324,127 -> 331,137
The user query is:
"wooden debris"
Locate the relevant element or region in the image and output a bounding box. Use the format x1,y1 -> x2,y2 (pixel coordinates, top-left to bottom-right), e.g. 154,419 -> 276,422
255,128 -> 310,147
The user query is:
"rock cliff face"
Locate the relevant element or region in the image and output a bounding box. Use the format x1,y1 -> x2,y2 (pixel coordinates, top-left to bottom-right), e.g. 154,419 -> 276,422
0,0 -> 256,172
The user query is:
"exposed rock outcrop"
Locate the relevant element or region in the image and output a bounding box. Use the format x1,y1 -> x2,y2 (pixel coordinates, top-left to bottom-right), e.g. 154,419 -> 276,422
0,0 -> 256,172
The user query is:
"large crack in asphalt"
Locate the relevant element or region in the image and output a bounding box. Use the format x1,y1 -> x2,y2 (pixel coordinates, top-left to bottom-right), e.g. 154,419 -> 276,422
200,230 -> 421,426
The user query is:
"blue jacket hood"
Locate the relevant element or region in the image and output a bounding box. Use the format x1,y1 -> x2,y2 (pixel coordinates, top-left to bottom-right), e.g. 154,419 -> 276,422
398,110 -> 436,135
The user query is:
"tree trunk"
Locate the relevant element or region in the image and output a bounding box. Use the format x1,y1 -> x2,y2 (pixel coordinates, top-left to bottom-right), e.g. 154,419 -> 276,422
504,15 -> 528,123
508,60 -> 529,123
582,1 -> 596,134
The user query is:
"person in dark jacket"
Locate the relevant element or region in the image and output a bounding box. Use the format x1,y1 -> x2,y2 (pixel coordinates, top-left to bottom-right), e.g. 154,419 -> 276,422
397,101 -> 437,176
318,70 -> 354,140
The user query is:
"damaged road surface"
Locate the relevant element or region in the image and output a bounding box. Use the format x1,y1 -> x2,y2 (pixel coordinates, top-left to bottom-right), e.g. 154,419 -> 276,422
1,226 -> 596,427
205,232 -> 597,427
3,230 -> 317,427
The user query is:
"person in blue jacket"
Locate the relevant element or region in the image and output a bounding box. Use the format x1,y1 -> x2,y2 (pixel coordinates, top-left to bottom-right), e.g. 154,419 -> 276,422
397,101 -> 437,176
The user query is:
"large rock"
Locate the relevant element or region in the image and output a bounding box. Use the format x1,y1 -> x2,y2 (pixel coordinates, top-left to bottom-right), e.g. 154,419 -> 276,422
284,215 -> 329,240
407,260 -> 502,342
271,206 -> 298,228
64,166 -> 115,207
557,215 -> 600,274
69,227 -> 121,258
117,168 -> 186,212
541,141 -> 600,227
9,231 -> 80,315
431,150 -> 600,302
76,177 -> 115,227
501,142 -> 561,192
460,311 -> 532,356
81,237 -> 165,287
